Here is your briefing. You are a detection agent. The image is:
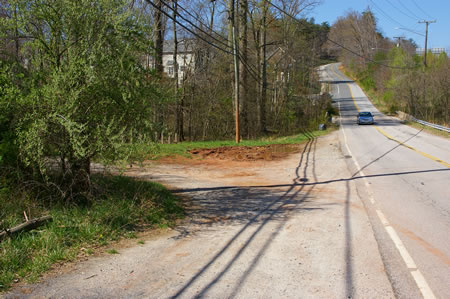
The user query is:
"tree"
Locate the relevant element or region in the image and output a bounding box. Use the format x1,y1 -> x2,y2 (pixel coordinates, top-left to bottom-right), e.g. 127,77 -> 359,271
1,0 -> 156,201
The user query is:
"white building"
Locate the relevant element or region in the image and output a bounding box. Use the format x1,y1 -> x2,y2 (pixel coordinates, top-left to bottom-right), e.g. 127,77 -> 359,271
143,39 -> 195,82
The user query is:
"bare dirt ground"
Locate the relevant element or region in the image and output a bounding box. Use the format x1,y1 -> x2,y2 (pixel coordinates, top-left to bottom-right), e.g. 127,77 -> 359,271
6,131 -> 395,298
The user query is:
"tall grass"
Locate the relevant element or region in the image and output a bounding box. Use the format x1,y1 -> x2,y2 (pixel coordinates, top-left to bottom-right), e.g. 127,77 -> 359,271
0,175 -> 183,291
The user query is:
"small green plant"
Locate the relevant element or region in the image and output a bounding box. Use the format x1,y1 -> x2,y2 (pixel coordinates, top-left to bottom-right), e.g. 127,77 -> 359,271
107,249 -> 119,254
127,232 -> 138,239
137,240 -> 145,245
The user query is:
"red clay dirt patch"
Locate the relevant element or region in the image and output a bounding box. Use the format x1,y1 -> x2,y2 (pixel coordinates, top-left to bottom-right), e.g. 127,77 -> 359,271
188,144 -> 301,162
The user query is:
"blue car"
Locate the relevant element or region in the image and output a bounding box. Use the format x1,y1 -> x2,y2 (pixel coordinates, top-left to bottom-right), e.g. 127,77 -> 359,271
357,111 -> 374,125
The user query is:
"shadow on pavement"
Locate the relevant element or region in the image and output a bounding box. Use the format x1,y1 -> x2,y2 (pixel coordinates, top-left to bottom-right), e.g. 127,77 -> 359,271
169,133 -> 333,298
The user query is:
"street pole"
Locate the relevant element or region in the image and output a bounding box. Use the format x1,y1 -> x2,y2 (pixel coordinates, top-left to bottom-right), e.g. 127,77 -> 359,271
230,0 -> 240,143
418,20 -> 436,67
393,36 -> 402,48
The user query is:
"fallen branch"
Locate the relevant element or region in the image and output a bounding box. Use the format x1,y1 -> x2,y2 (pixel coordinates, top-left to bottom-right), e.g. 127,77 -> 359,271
0,215 -> 52,242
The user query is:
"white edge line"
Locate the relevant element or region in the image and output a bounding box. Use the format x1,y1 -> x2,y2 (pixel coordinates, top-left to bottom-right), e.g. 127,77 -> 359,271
337,81 -> 436,299
376,209 -> 390,226
411,270 -> 437,299
384,225 -> 417,268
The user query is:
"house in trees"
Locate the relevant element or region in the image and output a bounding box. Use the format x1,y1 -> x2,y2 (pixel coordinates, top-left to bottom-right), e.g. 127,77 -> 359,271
142,39 -> 195,82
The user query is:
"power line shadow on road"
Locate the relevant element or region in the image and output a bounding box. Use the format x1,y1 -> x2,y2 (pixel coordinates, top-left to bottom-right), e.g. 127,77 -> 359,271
170,134 -> 321,298
351,127 -> 424,177
171,169 -> 448,194
173,187 -> 320,235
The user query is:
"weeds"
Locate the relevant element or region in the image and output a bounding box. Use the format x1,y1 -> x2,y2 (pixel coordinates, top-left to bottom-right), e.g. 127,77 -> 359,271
0,175 -> 183,291
107,249 -> 119,254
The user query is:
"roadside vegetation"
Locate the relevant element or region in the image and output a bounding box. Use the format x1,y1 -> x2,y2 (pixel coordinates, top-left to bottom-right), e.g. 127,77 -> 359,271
0,0 -> 335,292
327,9 -> 449,127
0,175 -> 183,291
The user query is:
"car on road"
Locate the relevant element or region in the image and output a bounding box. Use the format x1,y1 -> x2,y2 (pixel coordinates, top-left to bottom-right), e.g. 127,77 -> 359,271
357,111 -> 374,125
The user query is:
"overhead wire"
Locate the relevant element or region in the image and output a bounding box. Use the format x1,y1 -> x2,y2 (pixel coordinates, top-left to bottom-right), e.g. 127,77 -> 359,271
367,0 -> 413,29
395,0 -> 423,20
158,0 -> 232,51
171,0 -> 263,81
147,0 -> 268,87
144,0 -> 235,56
262,0 -> 415,70
173,0 -> 283,85
381,0 -> 419,21
410,0 -> 434,19
173,1 -> 231,46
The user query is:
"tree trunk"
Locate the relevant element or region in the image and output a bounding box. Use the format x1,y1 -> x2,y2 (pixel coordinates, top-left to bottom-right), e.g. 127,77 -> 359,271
239,0 -> 248,137
153,0 -> 164,77
69,157 -> 91,199
259,0 -> 268,134
172,0 -> 183,140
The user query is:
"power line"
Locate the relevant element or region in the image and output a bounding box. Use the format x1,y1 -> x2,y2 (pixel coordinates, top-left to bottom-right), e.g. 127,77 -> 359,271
368,0 -> 412,29
144,0 -> 233,55
263,0 -> 415,70
172,0 -> 263,80
173,1 -> 230,46
382,0 -> 419,21
164,0 -> 274,85
411,0 -> 434,20
395,0 -> 423,20
146,0 -> 268,87
159,0 -> 232,51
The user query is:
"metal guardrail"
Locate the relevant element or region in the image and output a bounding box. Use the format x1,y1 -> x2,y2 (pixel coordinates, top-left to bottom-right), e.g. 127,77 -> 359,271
412,118 -> 450,133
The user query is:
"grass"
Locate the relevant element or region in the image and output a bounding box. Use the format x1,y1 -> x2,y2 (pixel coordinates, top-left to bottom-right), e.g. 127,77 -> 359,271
107,249 -> 119,254
0,175 -> 183,292
150,129 -> 333,159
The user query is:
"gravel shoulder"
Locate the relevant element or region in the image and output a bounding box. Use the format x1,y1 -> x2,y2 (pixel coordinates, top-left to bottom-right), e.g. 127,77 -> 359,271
6,131 -> 394,298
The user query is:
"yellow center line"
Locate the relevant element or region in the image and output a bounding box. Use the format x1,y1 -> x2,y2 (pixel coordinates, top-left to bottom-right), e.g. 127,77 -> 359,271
375,127 -> 450,168
333,65 -> 450,168
346,83 -> 360,113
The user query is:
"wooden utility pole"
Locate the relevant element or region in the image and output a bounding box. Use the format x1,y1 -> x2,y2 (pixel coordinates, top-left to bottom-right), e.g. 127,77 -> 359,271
229,0 -> 240,143
418,20 -> 436,67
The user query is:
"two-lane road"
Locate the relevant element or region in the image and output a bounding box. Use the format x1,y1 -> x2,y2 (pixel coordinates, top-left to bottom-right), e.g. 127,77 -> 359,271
320,63 -> 450,299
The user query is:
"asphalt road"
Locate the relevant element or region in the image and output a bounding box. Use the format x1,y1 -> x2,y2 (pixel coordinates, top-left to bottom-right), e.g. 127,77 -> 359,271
319,63 -> 450,299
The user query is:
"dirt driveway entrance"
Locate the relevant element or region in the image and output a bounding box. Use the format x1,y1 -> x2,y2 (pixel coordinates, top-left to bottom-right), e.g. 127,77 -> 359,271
8,132 -> 394,298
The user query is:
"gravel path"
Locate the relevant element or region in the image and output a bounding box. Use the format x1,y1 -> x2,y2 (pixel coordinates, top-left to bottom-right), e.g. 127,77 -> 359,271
6,132 -> 394,298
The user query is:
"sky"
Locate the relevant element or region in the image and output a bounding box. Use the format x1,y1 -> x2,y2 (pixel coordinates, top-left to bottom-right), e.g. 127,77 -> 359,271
311,0 -> 450,51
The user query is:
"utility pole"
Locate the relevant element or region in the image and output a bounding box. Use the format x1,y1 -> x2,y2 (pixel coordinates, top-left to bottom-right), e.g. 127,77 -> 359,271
229,0 -> 240,143
418,20 -> 436,67
393,36 -> 403,48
